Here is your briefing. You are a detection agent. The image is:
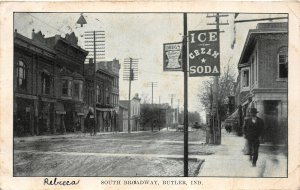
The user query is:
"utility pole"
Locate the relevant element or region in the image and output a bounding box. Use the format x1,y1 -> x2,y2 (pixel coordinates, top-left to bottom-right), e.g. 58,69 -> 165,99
84,31 -> 105,65
207,13 -> 228,144
93,31 -> 96,133
183,13 -> 188,177
169,94 -> 175,108
146,82 -> 158,105
167,93 -> 176,132
177,99 -> 180,124
84,31 -> 105,133
123,57 -> 139,133
128,58 -> 132,133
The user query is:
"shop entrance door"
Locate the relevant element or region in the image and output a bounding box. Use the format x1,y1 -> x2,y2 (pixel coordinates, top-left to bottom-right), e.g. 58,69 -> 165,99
264,100 -> 279,143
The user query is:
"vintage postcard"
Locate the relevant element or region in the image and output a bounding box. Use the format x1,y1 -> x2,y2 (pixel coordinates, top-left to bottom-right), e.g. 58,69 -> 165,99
0,1 -> 299,190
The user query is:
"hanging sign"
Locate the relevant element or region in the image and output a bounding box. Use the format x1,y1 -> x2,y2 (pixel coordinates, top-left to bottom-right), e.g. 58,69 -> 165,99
163,42 -> 182,71
188,29 -> 220,77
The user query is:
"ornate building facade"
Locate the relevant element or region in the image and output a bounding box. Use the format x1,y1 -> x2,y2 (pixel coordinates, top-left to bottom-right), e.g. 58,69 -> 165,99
84,59 -> 120,132
14,30 -> 88,136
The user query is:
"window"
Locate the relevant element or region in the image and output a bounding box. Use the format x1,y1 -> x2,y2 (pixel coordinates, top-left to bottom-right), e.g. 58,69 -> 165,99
256,51 -> 258,82
278,47 -> 288,79
251,56 -> 255,85
17,59 -> 27,90
62,80 -> 68,95
74,83 -> 79,99
242,69 -> 249,88
42,73 -> 51,94
105,87 -> 110,104
97,85 -> 102,103
62,79 -> 72,97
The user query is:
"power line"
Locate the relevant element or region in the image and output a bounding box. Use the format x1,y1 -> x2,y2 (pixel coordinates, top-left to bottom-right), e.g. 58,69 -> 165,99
26,13 -> 66,35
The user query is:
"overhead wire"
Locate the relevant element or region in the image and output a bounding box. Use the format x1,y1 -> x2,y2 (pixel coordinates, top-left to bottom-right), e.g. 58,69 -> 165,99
26,13 -> 67,35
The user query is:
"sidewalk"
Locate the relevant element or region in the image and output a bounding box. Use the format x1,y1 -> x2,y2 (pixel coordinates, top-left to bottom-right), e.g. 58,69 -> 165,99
198,130 -> 287,177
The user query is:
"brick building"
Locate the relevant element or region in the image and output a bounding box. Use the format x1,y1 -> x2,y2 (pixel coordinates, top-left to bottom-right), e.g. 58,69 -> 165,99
235,22 -> 288,143
84,59 -> 120,132
13,30 -> 88,136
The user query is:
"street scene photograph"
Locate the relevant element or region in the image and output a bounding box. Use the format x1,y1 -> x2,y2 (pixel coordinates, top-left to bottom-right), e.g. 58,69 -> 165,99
13,12 -> 288,177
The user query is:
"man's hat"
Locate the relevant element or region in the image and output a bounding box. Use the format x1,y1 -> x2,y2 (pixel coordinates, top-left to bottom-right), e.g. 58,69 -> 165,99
88,107 -> 94,115
249,108 -> 258,114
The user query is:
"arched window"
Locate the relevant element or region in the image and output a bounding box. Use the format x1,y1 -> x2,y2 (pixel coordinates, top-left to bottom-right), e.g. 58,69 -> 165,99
17,59 -> 27,90
278,46 -> 288,79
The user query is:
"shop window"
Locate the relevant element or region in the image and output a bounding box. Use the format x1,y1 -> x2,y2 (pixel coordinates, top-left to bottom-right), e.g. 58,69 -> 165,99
42,73 -> 51,95
17,59 -> 27,90
278,46 -> 288,79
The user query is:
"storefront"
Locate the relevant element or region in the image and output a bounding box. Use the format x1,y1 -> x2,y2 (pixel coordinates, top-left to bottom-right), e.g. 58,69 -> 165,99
96,107 -> 118,132
14,96 -> 36,136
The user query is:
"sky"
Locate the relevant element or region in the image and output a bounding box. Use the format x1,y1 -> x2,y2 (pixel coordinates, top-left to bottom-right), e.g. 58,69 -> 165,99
14,12 -> 287,122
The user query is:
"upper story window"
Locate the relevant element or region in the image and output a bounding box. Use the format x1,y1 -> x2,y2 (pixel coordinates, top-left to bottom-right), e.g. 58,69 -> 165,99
17,59 -> 27,90
74,83 -> 79,99
241,67 -> 250,91
96,85 -> 102,103
42,72 -> 51,95
242,69 -> 249,87
105,87 -> 110,105
278,46 -> 288,79
62,79 -> 72,97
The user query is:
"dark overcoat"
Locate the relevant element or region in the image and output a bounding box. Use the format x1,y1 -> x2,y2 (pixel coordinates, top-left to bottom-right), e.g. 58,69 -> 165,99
244,117 -> 264,141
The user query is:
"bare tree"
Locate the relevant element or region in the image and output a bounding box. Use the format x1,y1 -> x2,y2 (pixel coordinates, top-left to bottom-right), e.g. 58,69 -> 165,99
198,64 -> 236,121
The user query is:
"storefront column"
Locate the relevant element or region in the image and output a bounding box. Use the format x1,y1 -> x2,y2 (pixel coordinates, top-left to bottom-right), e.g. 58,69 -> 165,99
50,103 -> 55,134
29,105 -> 34,136
61,114 -> 66,134
281,100 -> 288,144
256,100 -> 264,119
281,100 -> 287,120
37,99 -> 42,135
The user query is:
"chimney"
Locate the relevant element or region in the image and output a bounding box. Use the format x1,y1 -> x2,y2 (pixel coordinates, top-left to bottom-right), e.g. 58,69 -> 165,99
32,29 -> 35,39
89,58 -> 93,64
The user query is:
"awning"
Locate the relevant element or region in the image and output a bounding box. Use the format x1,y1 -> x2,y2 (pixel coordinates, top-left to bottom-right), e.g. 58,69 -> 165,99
56,111 -> 66,114
225,109 -> 239,123
96,108 -> 118,112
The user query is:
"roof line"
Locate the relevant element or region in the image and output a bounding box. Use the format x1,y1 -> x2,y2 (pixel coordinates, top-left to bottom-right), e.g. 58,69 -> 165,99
237,30 -> 287,66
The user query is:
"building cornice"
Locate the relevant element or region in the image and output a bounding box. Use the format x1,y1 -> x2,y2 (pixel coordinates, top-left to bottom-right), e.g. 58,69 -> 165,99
238,30 -> 287,66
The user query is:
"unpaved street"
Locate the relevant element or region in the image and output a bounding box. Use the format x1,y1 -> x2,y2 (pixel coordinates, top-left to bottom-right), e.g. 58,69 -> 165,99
14,130 -> 212,176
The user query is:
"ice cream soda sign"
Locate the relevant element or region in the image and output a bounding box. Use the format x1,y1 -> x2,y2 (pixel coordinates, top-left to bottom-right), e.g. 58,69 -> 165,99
189,29 -> 220,76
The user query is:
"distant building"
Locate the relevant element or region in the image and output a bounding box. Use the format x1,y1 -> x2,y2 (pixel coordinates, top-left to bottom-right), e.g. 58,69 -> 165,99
118,104 -> 128,132
235,22 -> 288,143
14,29 -> 88,136
119,94 -> 141,132
84,58 -> 120,132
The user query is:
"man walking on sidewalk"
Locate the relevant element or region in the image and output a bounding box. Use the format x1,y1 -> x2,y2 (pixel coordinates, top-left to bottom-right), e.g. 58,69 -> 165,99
244,108 -> 264,167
